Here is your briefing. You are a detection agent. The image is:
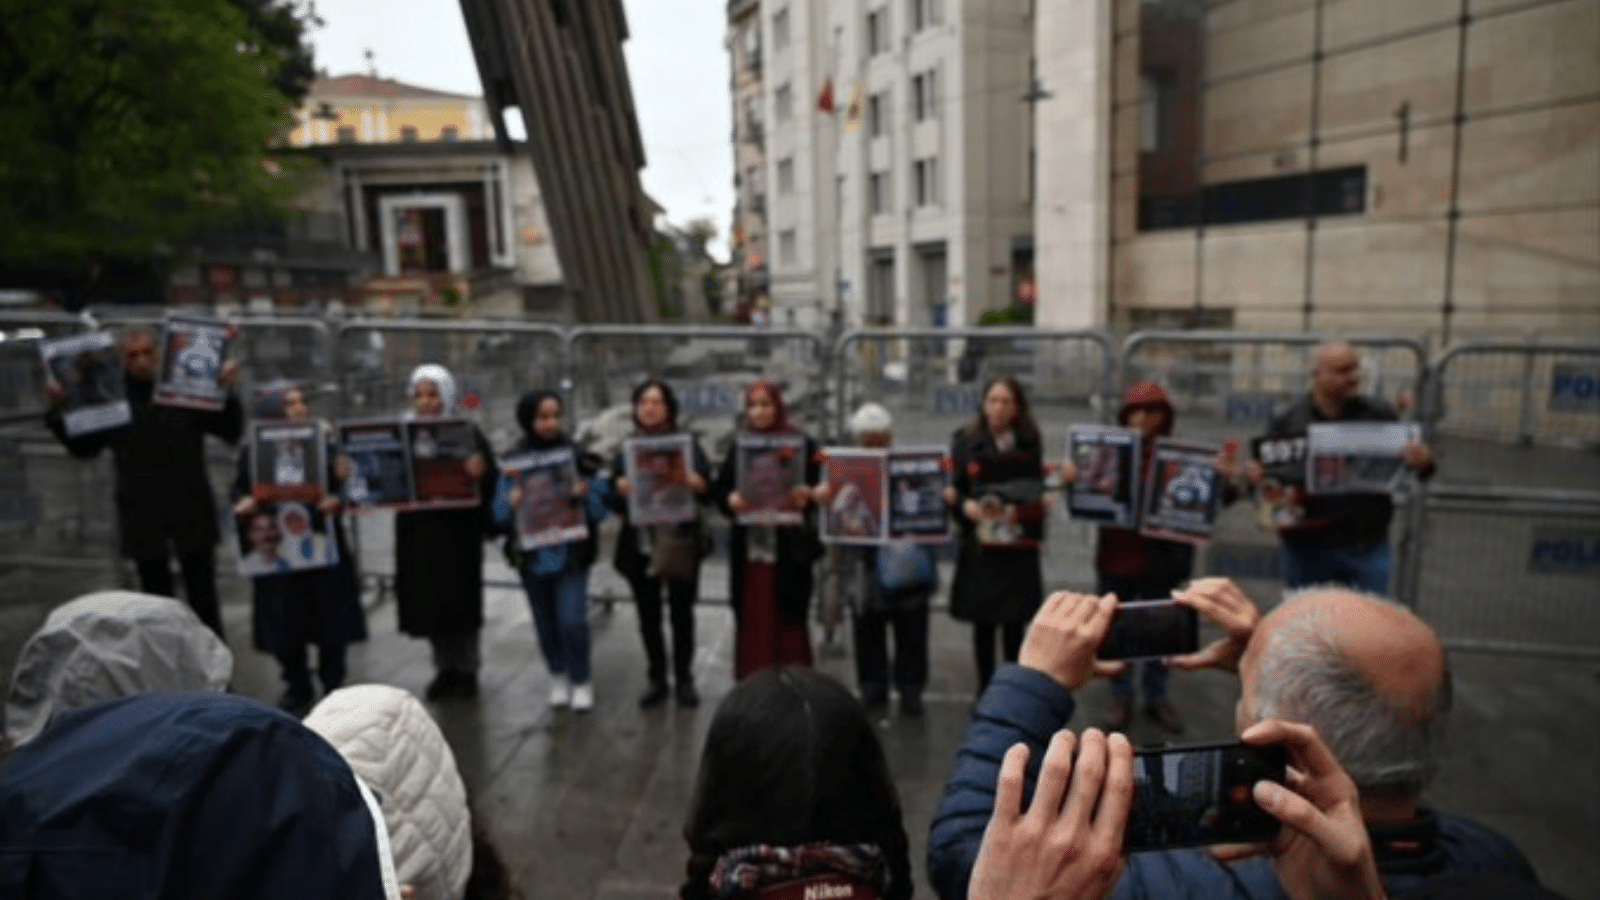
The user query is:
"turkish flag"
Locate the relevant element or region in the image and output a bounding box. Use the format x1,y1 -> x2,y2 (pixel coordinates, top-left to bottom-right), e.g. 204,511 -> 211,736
817,78 -> 835,114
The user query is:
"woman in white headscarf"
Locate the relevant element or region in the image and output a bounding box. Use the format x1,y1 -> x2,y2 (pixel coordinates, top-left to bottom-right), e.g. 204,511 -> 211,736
394,364 -> 499,702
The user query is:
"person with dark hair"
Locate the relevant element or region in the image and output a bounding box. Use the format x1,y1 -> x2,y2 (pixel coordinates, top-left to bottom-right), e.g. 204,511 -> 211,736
1058,381 -> 1241,734
945,376 -> 1047,692
232,382 -> 367,715
606,379 -> 714,708
494,389 -> 609,712
714,380 -> 824,680
44,326 -> 243,637
680,667 -> 913,900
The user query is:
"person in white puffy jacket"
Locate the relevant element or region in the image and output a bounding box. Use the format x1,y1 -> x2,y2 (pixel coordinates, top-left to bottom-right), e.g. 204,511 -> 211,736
305,684 -> 508,900
4,590 -> 233,750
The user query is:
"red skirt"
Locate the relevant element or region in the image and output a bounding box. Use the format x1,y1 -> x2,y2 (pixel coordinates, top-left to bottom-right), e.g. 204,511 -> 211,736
735,561 -> 814,680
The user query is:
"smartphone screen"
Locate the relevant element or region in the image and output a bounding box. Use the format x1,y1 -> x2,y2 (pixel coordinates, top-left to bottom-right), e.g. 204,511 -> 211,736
1125,742 -> 1288,852
1097,600 -> 1200,661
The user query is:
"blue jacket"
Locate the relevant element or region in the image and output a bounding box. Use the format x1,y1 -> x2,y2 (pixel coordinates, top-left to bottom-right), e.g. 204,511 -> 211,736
0,692 -> 394,900
927,666 -> 1539,900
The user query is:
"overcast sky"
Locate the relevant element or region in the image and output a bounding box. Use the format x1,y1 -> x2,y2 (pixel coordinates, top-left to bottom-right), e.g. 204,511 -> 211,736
307,0 -> 734,257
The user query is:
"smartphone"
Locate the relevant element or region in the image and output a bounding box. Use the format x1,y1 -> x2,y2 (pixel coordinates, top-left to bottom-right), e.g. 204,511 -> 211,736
1125,741 -> 1288,853
1097,599 -> 1200,661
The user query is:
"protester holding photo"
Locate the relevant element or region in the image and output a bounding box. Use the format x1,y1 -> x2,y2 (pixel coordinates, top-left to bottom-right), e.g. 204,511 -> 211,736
1246,341 -> 1435,593
1058,381 -> 1240,734
945,377 -> 1046,693
493,389 -> 609,713
606,380 -> 714,709
714,380 -> 823,680
44,326 -> 242,638
231,382 -> 366,716
391,364 -> 499,701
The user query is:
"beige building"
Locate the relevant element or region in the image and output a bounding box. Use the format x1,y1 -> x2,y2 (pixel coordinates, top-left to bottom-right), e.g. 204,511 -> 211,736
728,0 -> 771,310
290,74 -> 490,147
1035,0 -> 1599,340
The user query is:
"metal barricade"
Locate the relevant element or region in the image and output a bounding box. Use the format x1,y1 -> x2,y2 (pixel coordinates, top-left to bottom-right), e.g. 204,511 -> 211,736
1118,331 -> 1430,603
1415,341 -> 1600,658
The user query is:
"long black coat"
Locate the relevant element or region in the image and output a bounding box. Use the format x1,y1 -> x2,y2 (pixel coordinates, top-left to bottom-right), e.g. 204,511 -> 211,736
395,424 -> 500,638
946,425 -> 1046,625
46,377 -> 243,559
230,434 -> 367,655
711,433 -> 824,627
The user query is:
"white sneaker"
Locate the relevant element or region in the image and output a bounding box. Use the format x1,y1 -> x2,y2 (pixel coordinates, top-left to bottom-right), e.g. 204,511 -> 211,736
571,682 -> 594,712
549,674 -> 571,708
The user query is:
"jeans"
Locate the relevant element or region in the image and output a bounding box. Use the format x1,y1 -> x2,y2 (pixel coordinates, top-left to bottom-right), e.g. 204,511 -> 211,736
136,551 -> 224,639
627,573 -> 697,687
520,564 -> 592,685
1282,539 -> 1392,595
853,606 -> 929,702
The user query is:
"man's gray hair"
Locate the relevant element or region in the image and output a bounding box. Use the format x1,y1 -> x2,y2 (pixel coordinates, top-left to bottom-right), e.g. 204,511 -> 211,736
1252,590 -> 1452,795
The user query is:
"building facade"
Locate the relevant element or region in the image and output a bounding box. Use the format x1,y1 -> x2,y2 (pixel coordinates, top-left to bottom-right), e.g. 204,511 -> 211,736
741,0 -> 1037,330
1035,0 -> 1599,340
727,0 -> 771,312
289,74 -> 491,146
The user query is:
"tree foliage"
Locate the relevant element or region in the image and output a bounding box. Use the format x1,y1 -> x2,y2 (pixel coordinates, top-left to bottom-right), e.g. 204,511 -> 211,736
0,0 -> 316,265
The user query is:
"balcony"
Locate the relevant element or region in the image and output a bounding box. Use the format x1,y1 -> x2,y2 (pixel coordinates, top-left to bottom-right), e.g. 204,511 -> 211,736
743,119 -> 765,146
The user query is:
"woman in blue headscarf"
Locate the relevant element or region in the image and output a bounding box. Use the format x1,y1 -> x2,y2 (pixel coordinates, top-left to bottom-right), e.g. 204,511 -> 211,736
230,381 -> 366,716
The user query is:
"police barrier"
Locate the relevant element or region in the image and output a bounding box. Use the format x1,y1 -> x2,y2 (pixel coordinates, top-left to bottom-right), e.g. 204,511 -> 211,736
1118,331 -> 1431,605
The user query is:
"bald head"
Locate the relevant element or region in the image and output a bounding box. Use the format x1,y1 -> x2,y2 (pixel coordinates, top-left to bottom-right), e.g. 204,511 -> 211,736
1239,588 -> 1452,798
1310,341 -> 1362,408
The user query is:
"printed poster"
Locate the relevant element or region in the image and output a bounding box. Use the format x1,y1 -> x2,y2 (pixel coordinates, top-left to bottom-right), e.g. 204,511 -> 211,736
1139,439 -> 1222,545
339,420 -> 413,508
1066,425 -> 1142,527
503,447 -> 587,550
39,331 -> 130,437
623,434 -> 698,526
338,418 -> 480,510
1306,422 -> 1422,495
1251,435 -> 1308,485
155,314 -> 235,411
407,419 -> 479,506
236,501 -> 339,577
735,432 -> 807,526
250,421 -> 326,506
886,447 -> 951,542
821,449 -> 888,544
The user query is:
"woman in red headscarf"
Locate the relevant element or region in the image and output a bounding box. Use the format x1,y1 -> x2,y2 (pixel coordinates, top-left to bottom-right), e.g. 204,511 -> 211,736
712,380 -> 824,679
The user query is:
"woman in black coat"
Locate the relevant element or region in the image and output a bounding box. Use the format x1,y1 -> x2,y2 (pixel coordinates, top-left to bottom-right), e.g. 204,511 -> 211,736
392,364 -> 499,702
946,376 -> 1046,692
230,382 -> 366,715
605,379 -> 714,709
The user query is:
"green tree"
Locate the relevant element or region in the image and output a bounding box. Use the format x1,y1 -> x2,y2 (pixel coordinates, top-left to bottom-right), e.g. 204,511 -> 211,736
0,0 -> 316,266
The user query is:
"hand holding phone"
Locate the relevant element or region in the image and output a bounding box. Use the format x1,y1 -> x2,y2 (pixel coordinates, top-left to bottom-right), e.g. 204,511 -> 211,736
1019,591 -> 1124,690
1096,599 -> 1200,662
1125,740 -> 1287,853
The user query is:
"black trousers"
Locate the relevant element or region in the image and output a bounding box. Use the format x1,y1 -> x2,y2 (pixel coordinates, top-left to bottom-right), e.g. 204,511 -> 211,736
852,606 -> 929,700
627,573 -> 697,687
972,621 -> 1026,693
136,551 -> 224,640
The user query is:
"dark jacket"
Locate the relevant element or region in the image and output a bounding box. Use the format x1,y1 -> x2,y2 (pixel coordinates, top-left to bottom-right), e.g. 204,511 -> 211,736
230,430 -> 367,655
605,433 -> 715,582
45,376 -> 243,559
1260,394 -> 1433,548
926,666 -> 1539,900
711,432 -> 824,626
946,425 -> 1045,624
0,692 -> 392,900
1093,382 -> 1195,585
394,423 -> 499,637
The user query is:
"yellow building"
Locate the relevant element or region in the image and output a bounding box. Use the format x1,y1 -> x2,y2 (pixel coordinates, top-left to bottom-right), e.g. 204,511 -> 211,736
290,74 -> 489,146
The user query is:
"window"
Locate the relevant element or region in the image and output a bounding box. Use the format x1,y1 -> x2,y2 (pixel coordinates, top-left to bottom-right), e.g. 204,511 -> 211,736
743,23 -> 761,69
1141,70 -> 1172,152
913,156 -> 940,207
744,97 -> 763,142
912,68 -> 938,121
775,83 -> 793,123
867,8 -> 889,56
867,91 -> 888,137
1138,166 -> 1370,231
911,0 -> 940,31
772,7 -> 790,50
778,229 -> 797,266
336,125 -> 357,143
869,171 -> 890,215
440,125 -> 459,142
777,157 -> 795,195
399,125 -> 418,143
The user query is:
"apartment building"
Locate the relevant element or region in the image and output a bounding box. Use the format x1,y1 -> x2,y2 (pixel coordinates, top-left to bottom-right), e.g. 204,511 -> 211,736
728,0 -> 771,309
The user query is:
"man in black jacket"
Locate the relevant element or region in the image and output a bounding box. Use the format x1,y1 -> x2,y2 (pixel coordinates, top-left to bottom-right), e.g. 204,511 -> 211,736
1247,341 -> 1434,594
45,326 -> 242,637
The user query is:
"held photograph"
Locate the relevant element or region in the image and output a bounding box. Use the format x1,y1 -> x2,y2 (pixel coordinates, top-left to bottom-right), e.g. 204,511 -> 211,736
1139,439 -> 1222,545
1066,425 -> 1142,527
154,314 -> 234,411
886,447 -> 951,542
735,433 -> 806,526
407,419 -> 480,507
820,449 -> 888,544
338,420 -> 414,508
504,447 -> 587,551
236,501 -> 339,578
39,331 -> 130,438
1305,422 -> 1422,495
250,421 -> 326,506
623,433 -> 697,526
